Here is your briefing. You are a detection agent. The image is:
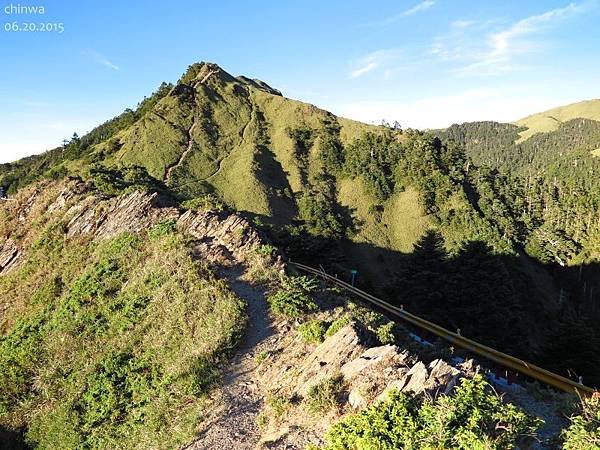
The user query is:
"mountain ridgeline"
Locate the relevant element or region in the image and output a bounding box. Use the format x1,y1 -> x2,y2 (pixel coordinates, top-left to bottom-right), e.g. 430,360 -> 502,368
1,62 -> 600,388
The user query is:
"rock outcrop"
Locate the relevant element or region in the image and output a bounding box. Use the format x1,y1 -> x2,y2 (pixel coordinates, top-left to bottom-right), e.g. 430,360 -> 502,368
262,322 -> 467,404
256,320 -> 475,447
0,179 -> 272,275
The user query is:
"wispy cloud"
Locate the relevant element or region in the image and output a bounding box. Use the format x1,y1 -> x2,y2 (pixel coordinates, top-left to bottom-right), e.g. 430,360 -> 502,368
84,49 -> 120,71
377,0 -> 435,25
349,49 -> 402,79
451,20 -> 475,29
432,2 -> 586,76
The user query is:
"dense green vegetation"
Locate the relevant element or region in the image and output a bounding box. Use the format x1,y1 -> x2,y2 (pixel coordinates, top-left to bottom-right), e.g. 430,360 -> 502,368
562,396 -> 600,449
0,219 -> 244,449
314,375 -> 541,450
267,275 -> 318,318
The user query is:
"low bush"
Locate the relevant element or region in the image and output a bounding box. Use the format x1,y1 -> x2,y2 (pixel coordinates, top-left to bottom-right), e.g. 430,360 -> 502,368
562,396 -> 600,450
318,375 -> 541,450
148,218 -> 177,239
181,194 -> 227,212
325,315 -> 351,337
298,320 -> 328,344
267,275 -> 318,317
375,322 -> 396,345
266,394 -> 292,419
306,374 -> 346,414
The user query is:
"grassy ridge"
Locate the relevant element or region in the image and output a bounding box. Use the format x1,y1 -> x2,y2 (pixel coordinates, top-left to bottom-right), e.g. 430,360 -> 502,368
0,219 -> 244,449
516,99 -> 600,141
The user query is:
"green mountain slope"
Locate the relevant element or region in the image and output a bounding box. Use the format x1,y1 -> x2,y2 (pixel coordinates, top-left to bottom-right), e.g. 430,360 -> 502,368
2,62 -> 600,387
77,63 -> 377,220
0,183 -> 242,448
516,98 -> 600,141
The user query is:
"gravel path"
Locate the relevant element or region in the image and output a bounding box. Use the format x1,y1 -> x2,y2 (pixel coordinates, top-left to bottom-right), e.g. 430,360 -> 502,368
184,266 -> 274,450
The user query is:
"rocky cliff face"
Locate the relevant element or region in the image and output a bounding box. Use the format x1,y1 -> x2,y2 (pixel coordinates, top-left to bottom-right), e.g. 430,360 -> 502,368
0,178 -> 271,276
252,308 -> 478,448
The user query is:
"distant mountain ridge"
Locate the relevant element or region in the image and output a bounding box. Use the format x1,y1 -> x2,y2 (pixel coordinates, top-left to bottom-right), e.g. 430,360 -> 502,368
515,98 -> 600,141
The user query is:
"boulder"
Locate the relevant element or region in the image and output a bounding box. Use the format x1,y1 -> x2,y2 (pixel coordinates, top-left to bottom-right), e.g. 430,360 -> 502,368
340,345 -> 399,380
425,359 -> 462,395
402,361 -> 429,394
348,388 -> 366,409
295,323 -> 369,395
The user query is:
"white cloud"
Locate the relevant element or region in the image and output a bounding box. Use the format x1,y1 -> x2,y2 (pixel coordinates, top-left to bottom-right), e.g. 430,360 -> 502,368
451,20 -> 475,29
433,3 -> 585,76
466,3 -> 581,74
84,49 -> 120,71
332,88 -> 576,130
349,49 -> 402,79
378,1 -> 435,25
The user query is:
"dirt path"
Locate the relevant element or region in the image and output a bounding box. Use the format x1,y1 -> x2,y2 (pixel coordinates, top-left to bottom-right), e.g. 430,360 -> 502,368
164,70 -> 219,184
164,118 -> 198,183
184,266 -> 274,450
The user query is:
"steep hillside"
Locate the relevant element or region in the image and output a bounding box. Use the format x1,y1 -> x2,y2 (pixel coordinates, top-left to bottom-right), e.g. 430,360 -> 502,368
516,99 -> 600,141
1,62 -> 600,449
74,63 -> 376,218
0,180 -> 575,449
2,62 -> 600,389
0,179 -> 282,449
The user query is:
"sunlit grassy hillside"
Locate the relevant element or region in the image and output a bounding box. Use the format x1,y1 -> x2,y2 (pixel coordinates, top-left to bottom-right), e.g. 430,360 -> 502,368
515,98 -> 600,141
0,191 -> 245,449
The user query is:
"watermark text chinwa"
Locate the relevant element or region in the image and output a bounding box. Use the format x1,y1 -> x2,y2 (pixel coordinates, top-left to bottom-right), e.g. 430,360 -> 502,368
4,3 -> 45,14
3,3 -> 64,33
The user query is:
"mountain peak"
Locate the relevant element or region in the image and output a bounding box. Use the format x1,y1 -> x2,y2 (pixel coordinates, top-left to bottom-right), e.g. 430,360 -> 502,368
177,61 -> 282,96
178,61 -> 236,85
235,75 -> 282,96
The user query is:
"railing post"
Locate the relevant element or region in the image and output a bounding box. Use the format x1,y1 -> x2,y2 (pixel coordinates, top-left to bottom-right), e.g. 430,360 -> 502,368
507,370 -> 514,385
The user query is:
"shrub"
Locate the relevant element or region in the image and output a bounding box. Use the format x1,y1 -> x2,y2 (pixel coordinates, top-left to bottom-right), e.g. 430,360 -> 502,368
255,350 -> 270,364
267,394 -> 292,419
255,244 -> 277,257
89,165 -> 164,197
375,322 -> 396,345
325,315 -> 351,337
562,396 -> 600,450
148,219 -> 177,239
318,375 -> 541,449
267,275 -> 318,317
298,320 -> 328,344
306,374 -> 345,414
181,194 -> 227,212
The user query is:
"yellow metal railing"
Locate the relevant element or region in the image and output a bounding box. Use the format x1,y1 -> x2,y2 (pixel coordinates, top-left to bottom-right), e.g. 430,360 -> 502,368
291,261 -> 596,396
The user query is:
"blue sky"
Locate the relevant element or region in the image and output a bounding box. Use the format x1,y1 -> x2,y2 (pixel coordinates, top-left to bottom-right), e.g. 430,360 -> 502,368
1,0 -> 600,162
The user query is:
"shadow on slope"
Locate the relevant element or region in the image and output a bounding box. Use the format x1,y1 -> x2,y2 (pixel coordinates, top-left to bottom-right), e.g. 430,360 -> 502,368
267,227 -> 600,389
0,426 -> 29,450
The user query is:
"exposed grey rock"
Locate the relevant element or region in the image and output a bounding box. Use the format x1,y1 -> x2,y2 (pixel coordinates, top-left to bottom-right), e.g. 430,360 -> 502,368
295,323 -> 369,395
0,238 -> 20,273
340,344 -> 398,380
0,179 -> 277,275
402,361 -> 429,394
425,359 -> 462,395
348,388 -> 366,409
